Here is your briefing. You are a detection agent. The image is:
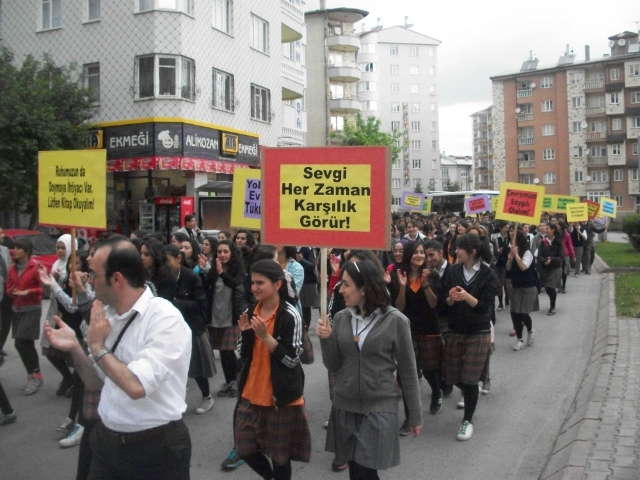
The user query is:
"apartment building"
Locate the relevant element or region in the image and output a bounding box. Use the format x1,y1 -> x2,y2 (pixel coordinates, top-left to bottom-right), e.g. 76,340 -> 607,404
439,155 -> 473,191
0,0 -> 307,232
470,106 -> 494,190
491,31 -> 640,214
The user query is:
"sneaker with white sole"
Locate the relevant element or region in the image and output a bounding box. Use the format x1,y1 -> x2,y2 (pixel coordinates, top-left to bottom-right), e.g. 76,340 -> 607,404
480,379 -> 491,395
0,411 -> 17,426
56,417 -> 74,432
23,373 -> 43,396
456,420 -> 473,441
228,380 -> 238,398
60,424 -> 84,448
217,383 -> 231,397
527,329 -> 535,347
323,419 -> 329,429
512,340 -> 524,351
457,395 -> 465,409
398,419 -> 411,436
195,396 -> 214,414
221,448 -> 245,470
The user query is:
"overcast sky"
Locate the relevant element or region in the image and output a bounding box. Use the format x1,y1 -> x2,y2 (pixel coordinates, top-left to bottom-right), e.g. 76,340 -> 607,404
304,0 -> 640,155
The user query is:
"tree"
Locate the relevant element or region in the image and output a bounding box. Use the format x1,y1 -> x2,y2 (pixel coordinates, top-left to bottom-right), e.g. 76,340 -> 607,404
0,47 -> 95,227
413,180 -> 423,194
330,113 -> 401,163
443,181 -> 461,192
428,179 -> 436,192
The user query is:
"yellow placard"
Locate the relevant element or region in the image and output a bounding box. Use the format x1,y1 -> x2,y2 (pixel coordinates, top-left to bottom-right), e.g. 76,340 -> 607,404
566,203 -> 589,222
403,194 -> 423,209
599,198 -> 617,218
279,164 -> 371,232
422,199 -> 432,213
230,168 -> 261,230
490,196 -> 499,212
542,194 -> 579,212
38,150 -> 107,229
495,182 -> 545,223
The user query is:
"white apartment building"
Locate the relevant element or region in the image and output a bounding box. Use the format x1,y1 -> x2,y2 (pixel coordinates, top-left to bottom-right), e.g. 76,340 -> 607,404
439,155 -> 473,191
0,0 -> 307,232
470,106 -> 494,190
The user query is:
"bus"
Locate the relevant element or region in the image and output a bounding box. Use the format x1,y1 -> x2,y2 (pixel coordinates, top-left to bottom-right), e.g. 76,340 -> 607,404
426,190 -> 499,214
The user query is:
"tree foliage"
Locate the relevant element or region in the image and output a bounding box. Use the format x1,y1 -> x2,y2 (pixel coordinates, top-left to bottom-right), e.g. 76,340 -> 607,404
443,181 -> 461,192
413,180 -> 423,193
330,113 -> 401,163
0,47 -> 95,227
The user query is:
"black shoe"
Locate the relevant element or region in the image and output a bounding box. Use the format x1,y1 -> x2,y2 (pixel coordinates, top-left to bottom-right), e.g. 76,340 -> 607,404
430,392 -> 443,415
547,308 -> 556,316
56,377 -> 75,397
399,419 -> 411,436
331,459 -> 347,472
0,349 -> 7,357
64,384 -> 75,398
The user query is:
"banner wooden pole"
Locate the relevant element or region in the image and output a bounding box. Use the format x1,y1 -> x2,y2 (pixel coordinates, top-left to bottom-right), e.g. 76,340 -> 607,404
70,228 -> 77,306
320,248 -> 328,322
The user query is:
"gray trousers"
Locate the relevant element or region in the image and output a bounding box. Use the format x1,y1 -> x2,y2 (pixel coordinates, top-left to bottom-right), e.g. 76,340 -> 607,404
573,246 -> 583,275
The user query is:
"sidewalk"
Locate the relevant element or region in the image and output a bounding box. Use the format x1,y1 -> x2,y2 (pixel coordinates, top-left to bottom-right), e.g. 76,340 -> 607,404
540,261 -> 640,479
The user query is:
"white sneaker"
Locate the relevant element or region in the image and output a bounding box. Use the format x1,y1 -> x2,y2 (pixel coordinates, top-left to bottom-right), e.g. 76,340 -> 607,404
56,417 -> 74,432
513,340 -> 524,351
60,424 -> 84,448
323,419 -> 329,429
195,396 -> 214,414
457,395 -> 465,409
527,329 -> 535,347
456,420 -> 473,441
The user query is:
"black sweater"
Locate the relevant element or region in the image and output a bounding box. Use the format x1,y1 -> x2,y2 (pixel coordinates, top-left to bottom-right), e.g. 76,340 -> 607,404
396,270 -> 442,336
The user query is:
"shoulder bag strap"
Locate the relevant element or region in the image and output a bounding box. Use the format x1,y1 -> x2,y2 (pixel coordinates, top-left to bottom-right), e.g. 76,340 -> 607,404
110,311 -> 139,354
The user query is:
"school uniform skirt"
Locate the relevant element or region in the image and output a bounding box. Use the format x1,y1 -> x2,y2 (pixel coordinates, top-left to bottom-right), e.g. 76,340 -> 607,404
11,308 -> 41,340
412,334 -> 443,371
326,407 -> 400,470
444,332 -> 491,386
511,287 -> 539,314
208,325 -> 240,351
188,332 -> 217,379
541,267 -> 562,289
299,284 -> 319,308
234,397 -> 311,465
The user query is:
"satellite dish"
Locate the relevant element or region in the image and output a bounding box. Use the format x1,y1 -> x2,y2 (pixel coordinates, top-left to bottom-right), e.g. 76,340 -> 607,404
618,39 -> 627,46
533,178 -> 540,184
586,176 -> 592,182
581,121 -> 588,128
530,82 -> 536,88
583,144 -> 588,150
515,108 -> 521,113
608,40 -> 615,48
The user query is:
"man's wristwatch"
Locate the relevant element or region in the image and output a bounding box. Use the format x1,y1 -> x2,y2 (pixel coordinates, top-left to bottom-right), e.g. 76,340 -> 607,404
92,348 -> 111,364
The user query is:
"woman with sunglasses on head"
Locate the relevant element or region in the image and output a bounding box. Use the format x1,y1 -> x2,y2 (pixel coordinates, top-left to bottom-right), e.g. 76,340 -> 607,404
443,233 -> 498,441
317,260 -> 422,480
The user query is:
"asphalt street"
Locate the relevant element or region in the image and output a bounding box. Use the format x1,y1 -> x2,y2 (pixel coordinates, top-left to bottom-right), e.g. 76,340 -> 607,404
0,268 -> 602,480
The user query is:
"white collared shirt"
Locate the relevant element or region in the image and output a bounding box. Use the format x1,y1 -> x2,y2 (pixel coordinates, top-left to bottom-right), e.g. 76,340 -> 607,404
349,307 -> 381,350
463,261 -> 482,283
96,287 -> 192,433
437,260 -> 448,278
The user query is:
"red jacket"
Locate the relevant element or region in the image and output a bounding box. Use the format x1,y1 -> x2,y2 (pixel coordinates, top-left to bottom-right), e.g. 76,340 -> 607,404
562,232 -> 576,259
5,258 -> 43,310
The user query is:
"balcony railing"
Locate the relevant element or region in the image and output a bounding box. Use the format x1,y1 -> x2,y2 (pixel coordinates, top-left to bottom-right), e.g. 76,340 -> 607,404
281,0 -> 304,23
517,89 -> 533,98
518,137 -> 534,145
586,131 -> 607,140
587,156 -> 607,165
584,81 -> 605,90
281,61 -> 304,83
518,160 -> 535,168
328,62 -> 358,69
517,113 -> 533,121
586,181 -> 610,190
585,106 -> 605,115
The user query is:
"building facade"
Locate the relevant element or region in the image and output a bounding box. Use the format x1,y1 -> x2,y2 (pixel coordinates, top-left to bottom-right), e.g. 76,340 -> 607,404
491,32 -> 640,214
0,0 -> 307,233
470,106 -> 494,190
439,155 -> 473,191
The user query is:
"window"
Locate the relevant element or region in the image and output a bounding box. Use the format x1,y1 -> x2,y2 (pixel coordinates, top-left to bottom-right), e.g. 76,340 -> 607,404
520,174 -> 534,184
329,84 -> 343,99
629,64 -> 640,77
331,116 -> 344,131
391,121 -> 400,131
213,0 -> 232,33
612,118 -> 622,130
138,0 -> 193,15
611,144 -> 621,155
613,169 -> 623,181
543,173 -> 556,184
362,101 -> 377,111
392,161 -> 400,170
250,84 -> 271,122
411,121 -> 420,131
568,72 -> 583,84
41,0 -> 61,29
430,84 -> 436,94
391,103 -> 400,112
361,43 -> 376,53
592,170 -> 609,182
410,84 -> 419,94
412,159 -> 421,169
411,140 -> 421,150
329,53 -> 342,67
431,140 -> 437,150
389,45 -> 398,56
589,96 -> 605,107
572,146 -> 584,158
630,168 -> 639,181
410,65 -> 419,75
135,55 -> 195,100
429,65 -> 435,76
83,63 -> 100,104
572,97 -> 582,108
587,191 -> 610,203
412,179 -> 421,189
390,64 -> 399,75
541,100 -> 554,112
86,0 -> 100,21
283,42 -> 295,60
360,62 -> 376,72
460,171 -> 468,177
430,103 -> 436,112
410,46 -> 418,57
634,143 -> 639,155
411,102 -> 420,113
392,178 -> 401,189
615,195 -> 623,207
251,14 -> 269,54
572,122 -> 582,133
543,148 -> 555,160
358,81 -> 377,92
609,92 -> 619,104
634,116 -> 640,128
428,47 -> 435,57
431,122 -> 437,131
542,124 -> 555,136
574,170 -> 583,182
610,68 -> 619,81
631,91 -> 640,104
212,68 -> 234,112
391,196 -> 401,205
390,83 -> 399,93
591,145 -> 607,157
541,77 -> 553,88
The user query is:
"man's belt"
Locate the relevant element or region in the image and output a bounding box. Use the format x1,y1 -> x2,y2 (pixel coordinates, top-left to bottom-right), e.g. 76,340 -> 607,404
104,419 -> 183,445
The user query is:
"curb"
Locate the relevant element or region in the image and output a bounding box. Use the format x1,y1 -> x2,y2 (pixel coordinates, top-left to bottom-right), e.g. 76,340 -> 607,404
539,263 -> 616,479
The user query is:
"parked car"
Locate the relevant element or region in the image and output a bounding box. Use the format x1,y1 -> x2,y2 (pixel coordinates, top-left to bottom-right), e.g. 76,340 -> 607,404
2,229 -> 58,271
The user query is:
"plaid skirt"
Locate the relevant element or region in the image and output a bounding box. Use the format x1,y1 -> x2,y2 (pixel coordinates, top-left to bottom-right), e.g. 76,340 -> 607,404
412,334 -> 443,371
444,332 -> 491,386
189,332 -> 217,379
234,397 -> 311,465
208,325 -> 240,351
511,287 -> 539,314
11,309 -> 41,340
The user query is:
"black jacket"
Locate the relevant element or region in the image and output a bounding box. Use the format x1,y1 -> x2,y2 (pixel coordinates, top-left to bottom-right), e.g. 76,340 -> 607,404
537,236 -> 564,271
171,267 -> 207,335
237,301 -> 305,407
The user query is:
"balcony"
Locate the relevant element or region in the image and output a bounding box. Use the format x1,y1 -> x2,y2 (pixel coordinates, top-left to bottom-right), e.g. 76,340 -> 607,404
476,162 -> 489,170
281,61 -> 304,100
518,137 -> 534,145
585,106 -> 605,116
608,155 -> 626,166
517,113 -> 533,121
473,122 -> 488,130
586,131 -> 607,141
518,160 -> 535,169
584,81 -> 605,90
586,181 -> 610,190
517,89 -> 533,98
326,34 -> 361,52
328,63 -> 360,82
628,126 -> 640,140
281,0 -> 304,43
329,96 -> 361,113
587,156 -> 607,165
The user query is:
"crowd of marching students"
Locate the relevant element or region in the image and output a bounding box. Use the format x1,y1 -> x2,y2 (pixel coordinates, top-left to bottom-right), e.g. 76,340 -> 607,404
0,209 -> 605,480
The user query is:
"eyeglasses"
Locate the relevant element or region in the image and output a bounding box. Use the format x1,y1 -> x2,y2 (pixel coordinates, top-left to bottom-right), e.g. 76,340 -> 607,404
88,271 -> 106,280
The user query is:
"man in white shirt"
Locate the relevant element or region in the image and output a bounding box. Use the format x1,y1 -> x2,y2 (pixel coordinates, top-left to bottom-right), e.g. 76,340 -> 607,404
45,238 -> 192,480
